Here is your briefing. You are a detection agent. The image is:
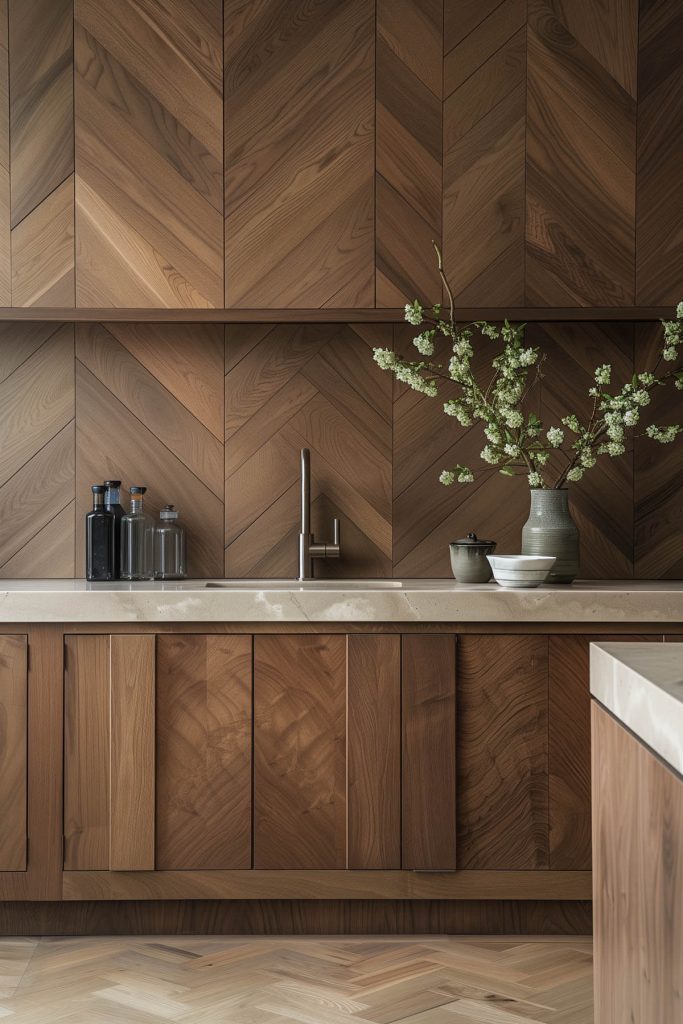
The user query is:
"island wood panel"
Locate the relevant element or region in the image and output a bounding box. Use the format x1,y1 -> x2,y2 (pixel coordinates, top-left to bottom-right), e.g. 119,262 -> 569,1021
0,634 -> 27,871
155,634 -> 252,870
8,0 -> 74,307
224,0 -> 374,308
347,634 -> 401,869
74,0 -> 223,307
63,634 -> 110,871
402,634 -> 457,870
443,0 -> 526,306
636,0 -> 683,304
75,322 -> 224,578
375,0 -> 442,306
457,635 -> 549,869
253,634 -> 347,869
592,702 -> 683,1022
526,0 -> 637,306
109,634 -> 155,871
0,323 -> 75,579
224,323 -> 392,579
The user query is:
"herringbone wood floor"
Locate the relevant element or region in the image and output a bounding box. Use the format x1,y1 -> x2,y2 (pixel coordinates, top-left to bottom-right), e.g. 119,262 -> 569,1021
0,935 -> 593,1023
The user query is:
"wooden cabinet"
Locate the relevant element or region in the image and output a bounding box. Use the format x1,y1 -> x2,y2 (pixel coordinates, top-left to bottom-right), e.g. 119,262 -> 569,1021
0,635 -> 28,871
64,633 -> 252,871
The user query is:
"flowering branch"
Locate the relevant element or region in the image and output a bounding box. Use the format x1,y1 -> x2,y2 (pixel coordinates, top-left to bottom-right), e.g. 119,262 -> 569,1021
373,248 -> 683,489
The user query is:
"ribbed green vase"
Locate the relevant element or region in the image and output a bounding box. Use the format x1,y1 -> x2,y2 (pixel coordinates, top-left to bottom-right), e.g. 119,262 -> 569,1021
521,488 -> 579,584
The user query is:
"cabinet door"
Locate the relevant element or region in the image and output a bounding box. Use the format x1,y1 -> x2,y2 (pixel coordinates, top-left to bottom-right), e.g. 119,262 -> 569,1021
254,635 -> 347,869
402,635 -> 457,870
0,635 -> 28,871
64,633 -> 252,871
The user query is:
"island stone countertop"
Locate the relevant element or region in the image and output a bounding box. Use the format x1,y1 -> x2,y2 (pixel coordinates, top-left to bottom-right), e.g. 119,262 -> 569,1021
0,578 -> 682,623
590,641 -> 683,775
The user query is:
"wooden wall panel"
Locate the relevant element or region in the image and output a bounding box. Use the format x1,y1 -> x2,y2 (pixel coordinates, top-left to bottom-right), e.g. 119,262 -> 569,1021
0,634 -> 27,871
64,635 -> 110,871
74,0 -> 223,307
457,635 -> 549,869
376,0 -> 442,306
225,323 -> 392,578
634,323 -> 683,578
636,0 -> 683,303
347,634 -> 401,869
443,0 -> 526,305
0,0 -> 9,305
156,634 -> 252,870
75,323 -> 224,578
0,323 -> 75,578
253,635 -> 346,869
224,0 -> 374,308
109,634 -> 155,871
402,634 -> 457,870
8,0 -> 74,307
526,0 -> 637,305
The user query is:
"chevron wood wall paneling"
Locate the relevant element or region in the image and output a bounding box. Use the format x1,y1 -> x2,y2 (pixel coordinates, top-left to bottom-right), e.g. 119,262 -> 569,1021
0,1 -> 9,305
443,0 -> 527,306
526,0 -> 637,306
8,0 -> 74,307
75,323 -> 225,578
224,323 -> 392,578
0,323 -> 75,578
74,0 -> 223,307
376,0 -> 442,306
636,0 -> 683,303
224,0 -> 375,308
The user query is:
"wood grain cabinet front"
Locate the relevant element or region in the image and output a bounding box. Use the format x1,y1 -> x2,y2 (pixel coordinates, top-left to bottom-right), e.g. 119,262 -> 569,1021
63,633 -> 252,871
0,635 -> 28,871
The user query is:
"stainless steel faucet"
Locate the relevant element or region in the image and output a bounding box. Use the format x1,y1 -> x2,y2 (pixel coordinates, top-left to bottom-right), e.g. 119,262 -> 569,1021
298,448 -> 341,580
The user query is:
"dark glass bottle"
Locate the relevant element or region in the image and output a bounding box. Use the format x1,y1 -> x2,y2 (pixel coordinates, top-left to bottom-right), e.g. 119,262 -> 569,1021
86,485 -> 115,581
104,479 -> 125,579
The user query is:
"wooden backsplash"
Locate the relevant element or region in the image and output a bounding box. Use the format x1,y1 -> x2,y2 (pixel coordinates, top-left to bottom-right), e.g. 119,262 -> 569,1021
0,0 -> 680,309
0,320 -> 680,580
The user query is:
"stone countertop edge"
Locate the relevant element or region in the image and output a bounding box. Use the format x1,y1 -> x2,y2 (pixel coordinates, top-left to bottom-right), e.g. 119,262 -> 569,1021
0,579 -> 681,623
590,641 -> 683,775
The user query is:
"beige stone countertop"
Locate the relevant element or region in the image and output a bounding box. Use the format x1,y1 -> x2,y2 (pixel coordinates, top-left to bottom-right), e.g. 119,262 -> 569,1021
591,642 -> 683,774
0,578 -> 681,623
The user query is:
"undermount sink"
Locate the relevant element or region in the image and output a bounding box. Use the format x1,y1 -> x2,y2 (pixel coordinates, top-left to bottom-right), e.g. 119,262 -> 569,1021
199,579 -> 405,590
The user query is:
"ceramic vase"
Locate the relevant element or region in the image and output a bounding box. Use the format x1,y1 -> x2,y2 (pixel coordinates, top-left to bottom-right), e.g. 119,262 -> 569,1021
521,488 -> 579,584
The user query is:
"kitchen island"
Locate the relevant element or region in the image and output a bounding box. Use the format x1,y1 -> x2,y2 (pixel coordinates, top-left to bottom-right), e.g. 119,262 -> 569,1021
0,580 -> 682,937
591,643 -> 683,1022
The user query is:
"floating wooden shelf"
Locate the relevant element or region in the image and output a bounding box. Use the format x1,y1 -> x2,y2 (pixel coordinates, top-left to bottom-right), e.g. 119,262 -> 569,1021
0,307 -> 672,323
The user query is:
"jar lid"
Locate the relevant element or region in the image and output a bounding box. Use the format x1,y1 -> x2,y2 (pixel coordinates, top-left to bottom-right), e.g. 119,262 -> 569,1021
452,531 -> 495,547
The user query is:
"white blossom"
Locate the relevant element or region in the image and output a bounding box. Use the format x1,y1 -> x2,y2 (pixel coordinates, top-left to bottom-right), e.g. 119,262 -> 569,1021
373,348 -> 396,370
480,445 -> 500,465
439,470 -> 455,485
413,331 -> 435,356
546,426 -> 564,448
404,301 -> 423,326
457,468 -> 474,483
594,364 -> 612,385
567,467 -> 584,482
528,472 -> 543,488
646,424 -> 682,443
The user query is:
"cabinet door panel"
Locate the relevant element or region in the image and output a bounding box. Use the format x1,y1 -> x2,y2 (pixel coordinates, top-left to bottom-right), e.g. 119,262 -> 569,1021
254,635 -> 346,869
457,635 -> 549,870
402,634 -> 457,870
156,634 -> 252,869
549,633 -> 654,870
0,635 -> 27,871
110,635 -> 155,870
64,635 -> 110,870
347,634 -> 400,869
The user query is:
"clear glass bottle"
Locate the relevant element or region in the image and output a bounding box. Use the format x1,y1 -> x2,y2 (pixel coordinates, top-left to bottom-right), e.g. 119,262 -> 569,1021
154,505 -> 186,580
86,485 -> 115,581
120,486 -> 155,581
104,479 -> 125,579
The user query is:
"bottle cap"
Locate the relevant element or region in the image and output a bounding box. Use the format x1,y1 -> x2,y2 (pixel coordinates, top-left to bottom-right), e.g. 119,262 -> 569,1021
91,484 -> 106,494
130,486 -> 147,495
160,505 -> 179,520
103,479 -> 121,488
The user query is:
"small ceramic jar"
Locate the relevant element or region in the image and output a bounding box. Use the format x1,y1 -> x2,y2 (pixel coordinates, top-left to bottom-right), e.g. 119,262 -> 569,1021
449,532 -> 497,583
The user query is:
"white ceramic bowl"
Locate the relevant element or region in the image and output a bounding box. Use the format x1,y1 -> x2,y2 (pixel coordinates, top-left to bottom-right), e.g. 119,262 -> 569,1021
486,554 -> 556,588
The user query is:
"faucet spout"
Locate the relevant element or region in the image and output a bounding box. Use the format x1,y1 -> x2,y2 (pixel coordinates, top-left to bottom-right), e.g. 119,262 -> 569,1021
297,447 -> 341,580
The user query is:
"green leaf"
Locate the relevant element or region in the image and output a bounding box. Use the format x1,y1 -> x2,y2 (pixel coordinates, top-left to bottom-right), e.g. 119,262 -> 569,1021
499,466 -> 516,476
